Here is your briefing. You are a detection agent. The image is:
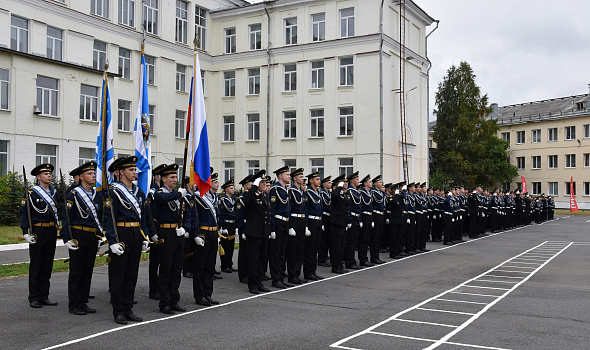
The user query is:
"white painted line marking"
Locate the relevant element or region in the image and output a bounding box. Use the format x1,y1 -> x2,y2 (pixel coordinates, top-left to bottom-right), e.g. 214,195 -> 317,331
331,344 -> 364,350
367,331 -> 435,342
394,318 -> 457,328
435,298 -> 488,305
484,275 -> 524,279
493,269 -> 530,274
506,261 -> 543,265
510,257 -> 546,262
475,279 -> 518,284
443,341 -> 514,350
366,332 -> 514,350
416,307 -> 476,316
449,291 -> 498,298
501,265 -> 536,269
462,285 -> 510,291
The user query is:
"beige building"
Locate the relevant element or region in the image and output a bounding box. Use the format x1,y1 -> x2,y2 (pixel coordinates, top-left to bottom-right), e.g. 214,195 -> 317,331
0,0 -> 435,185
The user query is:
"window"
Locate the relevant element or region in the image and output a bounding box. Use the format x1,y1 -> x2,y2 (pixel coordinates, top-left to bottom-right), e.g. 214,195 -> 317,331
175,110 -> 186,139
502,182 -> 510,192
46,27 -> 63,61
310,158 -> 324,178
148,105 -> 155,134
143,0 -> 158,35
283,111 -> 296,139
175,157 -> 184,179
516,156 -> 525,170
516,182 -> 522,192
532,182 -> 541,196
91,0 -> 109,18
285,18 -> 297,45
223,71 -> 235,97
283,159 -> 296,175
311,61 -> 324,89
247,160 -> 260,175
118,48 -> 131,79
339,57 -> 354,86
501,132 -> 510,142
585,182 -> 590,196
175,0 -> 188,44
249,24 -> 261,50
339,107 -> 354,137
36,76 -> 58,117
117,99 -> 131,132
531,129 -> 541,143
0,69 -> 9,110
0,140 -> 8,176
225,28 -> 236,54
247,113 -> 260,141
548,127 -> 558,142
565,126 -> 575,140
79,85 -> 98,122
93,40 -> 107,71
340,8 -> 355,37
248,68 -> 260,95
311,13 -> 325,42
118,153 -> 130,159
338,158 -> 353,177
310,109 -> 324,138
516,131 -> 525,144
565,154 -> 576,168
201,70 -> 206,92
565,182 -> 576,196
195,6 -> 207,50
584,124 -> 590,139
78,147 -> 94,166
145,55 -> 155,85
223,116 -> 234,142
10,16 -> 28,53
223,161 -> 235,183
118,0 -> 135,27
36,144 -> 57,172
548,182 -> 558,196
284,64 -> 297,92
176,64 -> 186,92
584,153 -> 589,168
548,155 -> 557,169
532,156 -> 541,169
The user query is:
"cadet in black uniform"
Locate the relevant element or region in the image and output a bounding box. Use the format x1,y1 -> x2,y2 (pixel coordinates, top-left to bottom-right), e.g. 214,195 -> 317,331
287,168 -> 307,284
20,163 -> 60,308
220,179 -> 237,273
66,167 -> 81,193
388,182 -> 406,259
236,175 -> 252,284
104,156 -> 150,324
303,171 -> 323,281
370,175 -> 386,264
345,171 -> 363,270
269,166 -> 292,289
330,175 -> 348,274
318,176 -> 332,267
60,161 -> 106,315
357,174 -> 374,267
147,163 -> 166,300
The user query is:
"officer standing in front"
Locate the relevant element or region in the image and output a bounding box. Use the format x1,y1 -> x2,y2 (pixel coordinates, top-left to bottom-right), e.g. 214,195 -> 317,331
318,176 -> 332,267
303,171 -> 324,281
370,175 -> 386,264
345,171 -> 363,270
269,166 -> 293,289
287,168 -> 307,284
236,175 -> 252,284
219,179 -> 237,274
147,163 -> 166,300
357,174 -> 374,267
330,175 -> 348,274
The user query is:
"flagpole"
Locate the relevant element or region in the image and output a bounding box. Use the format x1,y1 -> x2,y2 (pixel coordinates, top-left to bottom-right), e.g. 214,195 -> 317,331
102,63 -> 109,191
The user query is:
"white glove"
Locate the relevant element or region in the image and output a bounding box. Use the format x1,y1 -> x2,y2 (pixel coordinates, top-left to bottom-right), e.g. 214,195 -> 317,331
152,234 -> 159,242
322,225 -> 325,231
395,189 -> 400,194
270,231 -> 276,239
371,222 -> 375,228
460,215 -> 463,220
305,227 -> 311,236
337,182 -> 344,188
439,214 -> 442,219
23,233 -> 36,244
483,213 -> 486,218
235,228 -> 239,236
178,188 -> 187,198
110,243 -> 124,256
452,218 -> 455,222
142,241 -> 149,252
100,236 -> 108,245
184,230 -> 189,239
194,236 -> 205,246
359,222 -> 363,229
386,219 -> 390,224
98,240 -> 102,249
176,227 -> 186,237
253,177 -> 262,187
221,229 -> 229,235
241,233 -> 246,240
346,223 -> 352,230
288,228 -> 296,236
65,241 -> 79,251
406,219 -> 410,224
427,215 -> 429,220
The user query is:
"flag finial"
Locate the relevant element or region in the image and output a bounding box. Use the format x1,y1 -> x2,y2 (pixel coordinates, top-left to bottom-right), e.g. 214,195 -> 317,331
193,34 -> 200,50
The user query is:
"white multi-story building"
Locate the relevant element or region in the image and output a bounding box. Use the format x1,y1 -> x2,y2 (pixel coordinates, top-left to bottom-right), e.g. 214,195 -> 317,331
0,0 -> 435,185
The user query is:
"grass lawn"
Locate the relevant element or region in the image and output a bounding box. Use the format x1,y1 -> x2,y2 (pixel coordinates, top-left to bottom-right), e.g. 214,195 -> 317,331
0,226 -> 23,245
554,209 -> 590,216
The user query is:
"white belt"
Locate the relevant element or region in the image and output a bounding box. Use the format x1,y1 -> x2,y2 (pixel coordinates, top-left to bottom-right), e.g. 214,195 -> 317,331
275,215 -> 289,222
373,210 -> 383,215
225,219 -> 235,223
362,211 -> 372,216
308,215 -> 321,220
291,213 -> 305,218
416,210 -> 423,214
350,212 -> 360,217
322,212 -> 331,217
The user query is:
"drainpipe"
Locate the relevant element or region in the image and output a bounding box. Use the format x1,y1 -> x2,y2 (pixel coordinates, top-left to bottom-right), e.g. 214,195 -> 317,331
425,20 -> 439,183
265,3 -> 271,170
379,0 -> 385,177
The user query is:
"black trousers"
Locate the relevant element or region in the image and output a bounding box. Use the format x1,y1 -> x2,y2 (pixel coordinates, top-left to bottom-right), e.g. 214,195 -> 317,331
357,214 -> 372,264
330,223 -> 346,271
108,226 -> 142,317
344,216 -> 361,267
28,225 -> 57,303
370,213 -> 384,260
416,213 -> 425,250
237,232 -> 248,281
157,228 -> 184,309
303,218 -> 321,278
469,212 -> 479,238
246,235 -> 268,290
148,241 -> 160,295
318,215 -> 331,263
183,236 -> 196,274
287,217 -> 305,279
68,228 -> 98,310
389,222 -> 403,256
404,215 -> 416,253
193,230 -> 217,301
220,222 -> 236,269
269,219 -> 289,282
490,210 -> 499,232
443,215 -> 453,243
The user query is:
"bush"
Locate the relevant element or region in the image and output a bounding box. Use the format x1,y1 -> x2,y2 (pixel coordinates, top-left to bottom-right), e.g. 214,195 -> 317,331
0,172 -> 25,225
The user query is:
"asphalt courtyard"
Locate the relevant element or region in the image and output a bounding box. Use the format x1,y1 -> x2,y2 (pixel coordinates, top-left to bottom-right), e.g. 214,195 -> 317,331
0,216 -> 588,350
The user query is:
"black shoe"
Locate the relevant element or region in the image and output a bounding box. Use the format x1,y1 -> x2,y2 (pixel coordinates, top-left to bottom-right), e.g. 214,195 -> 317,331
239,278 -> 249,284
332,268 -> 349,274
40,299 -> 58,306
281,271 -> 288,278
149,293 -> 161,300
214,270 -> 221,275
421,249 -> 430,253
305,275 -> 319,281
30,301 -> 42,308
281,280 -> 294,287
133,300 -> 137,305
444,241 -> 453,245
183,271 -> 194,278
299,277 -> 309,283
196,298 -> 211,307
213,275 -> 223,280
231,267 -> 239,272
257,285 -> 271,293
263,274 -> 272,281
346,264 -> 362,270
391,255 -> 402,259
160,306 -> 175,314
318,261 -> 331,267
272,281 -> 287,289
69,308 -> 87,315
88,295 -> 95,299
360,261 -> 374,267
114,315 -> 128,324
371,259 -> 386,264
249,288 -> 260,294
171,304 -> 187,312
82,304 -> 96,313
204,296 -> 220,305
399,252 -> 409,257
313,274 -> 324,280
288,278 -> 302,285
221,267 -> 233,273
125,312 -> 143,322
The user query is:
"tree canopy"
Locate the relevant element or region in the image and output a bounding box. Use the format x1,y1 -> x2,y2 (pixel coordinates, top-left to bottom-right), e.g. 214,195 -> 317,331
431,61 -> 517,188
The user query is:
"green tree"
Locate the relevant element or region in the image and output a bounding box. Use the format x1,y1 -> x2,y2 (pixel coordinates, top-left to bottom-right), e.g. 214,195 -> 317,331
0,172 -> 25,225
432,61 -> 517,188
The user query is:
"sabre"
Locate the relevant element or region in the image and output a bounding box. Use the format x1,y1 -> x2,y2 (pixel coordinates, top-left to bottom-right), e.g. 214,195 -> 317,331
60,169 -> 78,249
22,166 -> 36,242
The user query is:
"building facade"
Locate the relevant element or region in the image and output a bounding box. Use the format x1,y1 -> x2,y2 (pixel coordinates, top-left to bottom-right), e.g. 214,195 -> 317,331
0,0 -> 434,185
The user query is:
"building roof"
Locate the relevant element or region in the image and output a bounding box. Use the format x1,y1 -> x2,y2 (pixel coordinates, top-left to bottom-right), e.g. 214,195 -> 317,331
491,93 -> 590,125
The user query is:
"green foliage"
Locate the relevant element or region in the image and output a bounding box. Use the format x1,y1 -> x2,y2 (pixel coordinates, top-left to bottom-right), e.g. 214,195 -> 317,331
432,62 -> 518,188
0,172 -> 25,225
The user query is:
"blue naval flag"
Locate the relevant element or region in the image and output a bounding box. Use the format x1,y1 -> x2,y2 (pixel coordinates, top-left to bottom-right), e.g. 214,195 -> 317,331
95,73 -> 114,192
134,54 -> 152,195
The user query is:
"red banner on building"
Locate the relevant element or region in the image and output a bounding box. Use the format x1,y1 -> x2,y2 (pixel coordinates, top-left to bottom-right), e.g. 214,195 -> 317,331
570,176 -> 579,213
521,176 -> 527,193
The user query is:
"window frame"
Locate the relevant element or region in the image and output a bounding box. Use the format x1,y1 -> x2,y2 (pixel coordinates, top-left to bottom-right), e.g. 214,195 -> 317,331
176,64 -> 186,92
339,57 -> 354,86
338,158 -> 353,178
247,160 -> 260,175
118,48 -> 131,80
117,99 -> 132,132
531,129 -> 541,143
91,0 -> 109,18
565,154 -> 576,168
565,126 -> 575,141
143,0 -> 159,35
175,0 -> 188,44
0,68 -> 10,111
584,153 -> 589,168
46,26 -> 63,61
222,115 -> 235,143
338,107 -> 354,137
283,111 -> 296,139
516,156 -> 525,170
247,113 -> 260,141
36,75 -> 59,117
531,155 -> 541,169
93,40 -> 107,71
584,124 -> 590,139
78,147 -> 95,166
516,130 -> 525,144
175,110 -> 186,139
144,55 -> 156,86
532,182 -> 541,196
0,140 -> 9,176
311,13 -> 325,42
249,23 -> 262,51
310,158 -> 324,178
223,71 -> 235,97
224,27 -> 236,54
118,0 -> 135,27
548,182 -> 558,196
283,64 -> 297,92
195,6 -> 207,51
340,8 -> 355,38
10,15 -> 29,53
223,161 -> 235,183
247,68 -> 260,95
311,60 -> 324,89
548,155 -> 557,169
79,84 -> 99,122
310,109 -> 324,138
35,143 -> 58,173
284,17 -> 298,46
501,132 -> 510,142
548,127 -> 558,142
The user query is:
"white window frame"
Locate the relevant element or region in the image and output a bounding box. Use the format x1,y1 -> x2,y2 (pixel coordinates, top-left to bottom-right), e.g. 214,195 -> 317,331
118,48 -> 131,80
548,155 -> 557,169
565,154 -> 576,168
175,110 -> 186,139
223,115 -> 235,142
247,160 -> 260,175
584,124 -> 589,139
195,6 -> 207,51
148,105 -> 155,135
145,55 -> 156,86
247,113 -> 260,141
548,127 -> 558,142
531,129 -> 541,143
584,182 -> 590,196
584,153 -> 590,168
118,0 -> 135,27
283,64 -> 297,92
200,70 -> 206,95
311,13 -> 325,42
79,84 -> 98,122
117,99 -> 131,132
565,126 -> 575,140
225,27 -> 236,54
311,60 -> 324,89
548,182 -> 558,196
0,68 -> 9,111
223,71 -> 235,97
36,76 -> 59,117
532,182 -> 541,196
11,15 -> 29,53
310,109 -> 324,138
143,0 -> 159,36
516,130 -> 525,144
339,107 -> 354,137
532,155 -> 541,169
93,40 -> 107,71
223,161 -> 235,183
340,8 -> 355,38
565,182 -> 576,196
176,64 -> 186,92
249,24 -> 261,51
0,140 -> 9,176
79,147 -> 95,166
36,144 -> 58,172
248,68 -> 260,95
285,18 -> 297,46
339,57 -> 354,86
516,156 -> 525,170
46,27 -> 63,61
501,132 -> 510,142
91,0 -> 109,18
310,158 -> 324,178
283,111 -> 296,139
283,159 -> 296,175
175,0 -> 188,44
338,158 -> 353,178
